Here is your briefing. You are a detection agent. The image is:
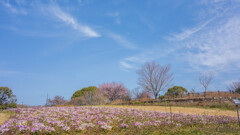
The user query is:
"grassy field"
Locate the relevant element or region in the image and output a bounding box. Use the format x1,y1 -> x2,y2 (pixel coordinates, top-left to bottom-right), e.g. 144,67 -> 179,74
102,105 -> 238,117
0,105 -> 237,126
0,107 -> 239,134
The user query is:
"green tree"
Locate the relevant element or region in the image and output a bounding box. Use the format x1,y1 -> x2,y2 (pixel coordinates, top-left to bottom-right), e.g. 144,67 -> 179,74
71,86 -> 98,99
165,86 -> 188,98
0,87 -> 17,109
70,86 -> 107,105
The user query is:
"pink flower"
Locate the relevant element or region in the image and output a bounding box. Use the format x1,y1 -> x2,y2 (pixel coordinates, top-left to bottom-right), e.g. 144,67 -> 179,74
101,125 -> 112,130
120,123 -> 129,128
133,122 -> 143,128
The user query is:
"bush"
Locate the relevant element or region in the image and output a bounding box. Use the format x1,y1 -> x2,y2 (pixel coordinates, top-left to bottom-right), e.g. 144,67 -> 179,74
0,104 -> 7,110
165,86 -> 188,98
8,103 -> 17,108
70,89 -> 107,105
71,86 -> 98,99
132,102 -> 140,105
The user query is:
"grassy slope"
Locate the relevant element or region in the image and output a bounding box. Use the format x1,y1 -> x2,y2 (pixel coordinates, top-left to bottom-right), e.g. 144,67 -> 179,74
0,107 -> 239,134
0,106 -> 237,125
101,105 -> 238,117
0,111 -> 14,125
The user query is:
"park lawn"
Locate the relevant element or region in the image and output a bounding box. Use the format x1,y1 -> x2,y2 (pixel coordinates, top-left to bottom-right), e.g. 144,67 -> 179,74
102,105 -> 238,117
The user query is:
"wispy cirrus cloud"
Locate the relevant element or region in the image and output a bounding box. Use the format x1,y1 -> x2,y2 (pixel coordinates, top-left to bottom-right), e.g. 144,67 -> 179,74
119,53 -> 154,71
161,0 -> 240,73
107,11 -> 121,24
120,61 -> 133,71
120,0 -> 240,73
182,15 -> 240,72
0,0 -> 27,15
166,0 -> 236,41
166,8 -> 230,41
107,32 -> 138,50
166,18 -> 213,41
47,4 -> 100,38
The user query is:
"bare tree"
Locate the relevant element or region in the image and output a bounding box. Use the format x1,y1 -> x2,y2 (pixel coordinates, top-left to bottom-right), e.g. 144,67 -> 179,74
47,96 -> 66,106
131,87 -> 152,99
228,79 -> 240,93
137,62 -> 173,99
199,72 -> 214,95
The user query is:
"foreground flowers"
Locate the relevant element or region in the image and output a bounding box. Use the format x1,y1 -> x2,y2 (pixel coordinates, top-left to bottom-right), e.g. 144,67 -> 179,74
0,106 -> 238,134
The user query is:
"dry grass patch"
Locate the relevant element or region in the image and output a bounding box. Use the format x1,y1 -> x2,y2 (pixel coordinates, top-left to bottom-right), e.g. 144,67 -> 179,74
103,105 -> 237,117
0,111 -> 14,125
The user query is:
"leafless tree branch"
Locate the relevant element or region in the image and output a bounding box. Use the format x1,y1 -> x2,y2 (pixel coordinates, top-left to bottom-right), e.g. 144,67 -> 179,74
199,72 -> 214,93
137,62 -> 173,99
228,79 -> 240,93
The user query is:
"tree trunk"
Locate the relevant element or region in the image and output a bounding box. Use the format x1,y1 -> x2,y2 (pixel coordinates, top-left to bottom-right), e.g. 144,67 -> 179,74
204,87 -> 207,97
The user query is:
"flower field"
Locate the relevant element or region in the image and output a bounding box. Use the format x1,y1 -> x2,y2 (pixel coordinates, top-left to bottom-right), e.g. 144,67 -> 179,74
0,106 -> 239,134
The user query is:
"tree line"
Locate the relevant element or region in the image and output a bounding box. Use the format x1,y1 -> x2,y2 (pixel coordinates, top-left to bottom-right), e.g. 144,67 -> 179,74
46,61 -> 240,106
1,61 -> 240,108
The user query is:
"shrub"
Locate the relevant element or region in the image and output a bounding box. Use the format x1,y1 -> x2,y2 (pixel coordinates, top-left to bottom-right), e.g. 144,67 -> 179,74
71,86 -> 98,99
70,89 -> 107,105
8,103 -> 17,108
0,104 -> 7,110
165,86 -> 188,98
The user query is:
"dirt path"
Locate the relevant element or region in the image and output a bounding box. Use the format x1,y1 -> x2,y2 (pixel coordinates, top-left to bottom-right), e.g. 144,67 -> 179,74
104,105 -> 237,117
0,112 -> 12,125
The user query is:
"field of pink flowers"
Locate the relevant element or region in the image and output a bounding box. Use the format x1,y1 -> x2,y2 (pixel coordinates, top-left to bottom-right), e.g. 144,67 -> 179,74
0,106 -> 239,134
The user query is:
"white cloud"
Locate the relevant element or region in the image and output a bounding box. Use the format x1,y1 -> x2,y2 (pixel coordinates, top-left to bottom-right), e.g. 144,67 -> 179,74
163,1 -> 240,73
166,18 -> 213,41
125,56 -> 144,63
119,52 -> 155,71
1,0 -> 27,15
107,11 -> 121,25
48,5 -> 100,37
120,11 -> 240,73
167,0 -> 238,41
182,15 -> 240,72
107,33 -> 137,50
120,61 -> 133,70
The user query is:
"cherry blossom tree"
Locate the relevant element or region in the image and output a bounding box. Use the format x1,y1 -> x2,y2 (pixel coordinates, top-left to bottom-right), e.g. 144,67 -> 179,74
99,82 -> 129,101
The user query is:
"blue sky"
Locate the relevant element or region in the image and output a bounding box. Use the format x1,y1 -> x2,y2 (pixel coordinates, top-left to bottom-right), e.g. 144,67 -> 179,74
1,0 -> 240,105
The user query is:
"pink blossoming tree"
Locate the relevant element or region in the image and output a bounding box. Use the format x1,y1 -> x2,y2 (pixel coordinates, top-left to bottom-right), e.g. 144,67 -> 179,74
99,82 -> 129,101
